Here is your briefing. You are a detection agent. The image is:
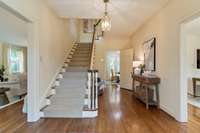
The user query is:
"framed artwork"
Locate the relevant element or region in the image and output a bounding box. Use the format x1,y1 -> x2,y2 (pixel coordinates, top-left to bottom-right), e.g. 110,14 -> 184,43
144,38 -> 156,71
83,19 -> 94,33
197,49 -> 200,69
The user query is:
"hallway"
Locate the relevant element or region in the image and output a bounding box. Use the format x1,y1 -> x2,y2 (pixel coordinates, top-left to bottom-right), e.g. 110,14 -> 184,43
0,84 -> 200,133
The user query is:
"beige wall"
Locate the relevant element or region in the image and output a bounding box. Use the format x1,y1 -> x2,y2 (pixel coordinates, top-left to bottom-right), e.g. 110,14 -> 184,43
130,0 -> 200,121
79,20 -> 93,43
94,38 -> 131,79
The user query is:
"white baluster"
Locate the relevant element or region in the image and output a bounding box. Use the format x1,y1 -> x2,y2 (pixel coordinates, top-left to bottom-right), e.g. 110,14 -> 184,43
87,72 -> 91,109
95,72 -> 98,109
92,71 -> 95,110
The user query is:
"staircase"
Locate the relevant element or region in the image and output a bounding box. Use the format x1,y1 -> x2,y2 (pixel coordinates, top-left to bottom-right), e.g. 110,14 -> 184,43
41,43 -> 98,118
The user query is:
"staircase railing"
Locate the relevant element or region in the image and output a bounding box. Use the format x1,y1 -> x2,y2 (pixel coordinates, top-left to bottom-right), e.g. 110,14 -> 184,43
89,19 -> 101,69
86,19 -> 101,111
87,70 -> 98,110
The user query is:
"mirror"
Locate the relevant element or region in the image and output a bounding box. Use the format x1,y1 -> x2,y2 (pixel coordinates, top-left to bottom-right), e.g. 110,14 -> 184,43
144,38 -> 156,71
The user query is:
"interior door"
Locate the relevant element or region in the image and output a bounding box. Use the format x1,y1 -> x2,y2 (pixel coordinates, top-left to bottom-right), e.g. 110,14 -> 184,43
120,49 -> 133,90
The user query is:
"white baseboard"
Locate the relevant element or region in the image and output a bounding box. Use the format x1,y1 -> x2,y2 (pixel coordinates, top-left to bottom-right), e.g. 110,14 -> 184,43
82,110 -> 98,118
39,111 -> 44,117
160,104 -> 176,120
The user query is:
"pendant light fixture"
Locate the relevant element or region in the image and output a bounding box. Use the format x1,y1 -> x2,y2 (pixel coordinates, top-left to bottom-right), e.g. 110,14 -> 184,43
101,0 -> 111,31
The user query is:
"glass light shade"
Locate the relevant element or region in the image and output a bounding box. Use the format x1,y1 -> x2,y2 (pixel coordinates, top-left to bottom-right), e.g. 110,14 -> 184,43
101,14 -> 111,31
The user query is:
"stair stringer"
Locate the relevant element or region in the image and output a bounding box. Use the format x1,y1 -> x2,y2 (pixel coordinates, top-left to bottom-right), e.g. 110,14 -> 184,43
39,43 -> 78,113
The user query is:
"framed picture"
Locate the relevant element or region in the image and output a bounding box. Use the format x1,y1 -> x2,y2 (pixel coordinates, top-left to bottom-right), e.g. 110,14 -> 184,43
83,19 -> 94,33
144,38 -> 156,71
197,49 -> 200,69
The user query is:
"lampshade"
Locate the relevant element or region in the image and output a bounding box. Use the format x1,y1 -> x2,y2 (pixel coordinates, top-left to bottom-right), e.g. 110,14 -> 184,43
133,60 -> 143,68
101,14 -> 111,31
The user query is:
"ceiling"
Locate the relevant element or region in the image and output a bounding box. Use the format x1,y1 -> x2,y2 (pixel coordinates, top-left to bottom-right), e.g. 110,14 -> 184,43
46,0 -> 169,38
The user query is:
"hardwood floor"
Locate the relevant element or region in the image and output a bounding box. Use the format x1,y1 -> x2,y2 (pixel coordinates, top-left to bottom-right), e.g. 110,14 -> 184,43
0,84 -> 200,133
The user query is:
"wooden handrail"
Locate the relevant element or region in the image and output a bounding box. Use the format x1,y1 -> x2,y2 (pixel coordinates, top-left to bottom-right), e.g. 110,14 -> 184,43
89,19 -> 102,69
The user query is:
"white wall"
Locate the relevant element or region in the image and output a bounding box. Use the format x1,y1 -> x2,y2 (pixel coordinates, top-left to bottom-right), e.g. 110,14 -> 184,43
79,20 -> 92,43
0,6 -> 28,46
0,0 -> 78,121
130,0 -> 200,122
186,35 -> 200,95
94,37 -> 131,80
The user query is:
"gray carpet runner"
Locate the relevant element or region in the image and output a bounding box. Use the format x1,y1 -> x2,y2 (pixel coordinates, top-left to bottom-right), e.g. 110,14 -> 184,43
43,43 -> 91,118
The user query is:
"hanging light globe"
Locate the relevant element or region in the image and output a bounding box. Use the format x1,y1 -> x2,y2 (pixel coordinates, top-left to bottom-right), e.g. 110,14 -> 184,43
101,12 -> 111,31
101,0 -> 111,31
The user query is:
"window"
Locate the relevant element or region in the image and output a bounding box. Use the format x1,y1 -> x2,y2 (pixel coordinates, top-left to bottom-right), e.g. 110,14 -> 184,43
8,48 -> 24,73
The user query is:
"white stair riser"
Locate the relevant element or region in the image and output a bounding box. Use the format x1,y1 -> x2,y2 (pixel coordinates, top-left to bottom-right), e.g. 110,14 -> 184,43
58,74 -> 63,79
84,98 -> 89,105
46,99 -> 51,105
64,63 -> 68,67
62,68 -> 66,73
54,81 -> 60,86
82,111 -> 98,118
66,59 -> 70,63
51,89 -> 56,95
46,89 -> 56,98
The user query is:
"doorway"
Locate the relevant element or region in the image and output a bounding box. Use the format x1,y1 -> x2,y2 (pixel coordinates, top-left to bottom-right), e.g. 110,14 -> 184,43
0,42 -> 27,109
120,49 -> 133,90
105,51 -> 120,83
180,12 -> 200,122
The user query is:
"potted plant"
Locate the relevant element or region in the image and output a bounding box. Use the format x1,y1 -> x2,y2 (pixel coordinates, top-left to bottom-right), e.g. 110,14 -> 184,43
0,65 -> 8,82
139,64 -> 145,75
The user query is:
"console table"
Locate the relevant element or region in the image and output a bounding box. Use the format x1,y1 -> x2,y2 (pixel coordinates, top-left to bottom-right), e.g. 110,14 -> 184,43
0,87 -> 10,106
132,74 -> 160,109
192,78 -> 200,97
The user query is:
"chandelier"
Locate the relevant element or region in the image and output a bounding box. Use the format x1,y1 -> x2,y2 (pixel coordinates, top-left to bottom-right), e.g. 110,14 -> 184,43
101,0 -> 111,31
